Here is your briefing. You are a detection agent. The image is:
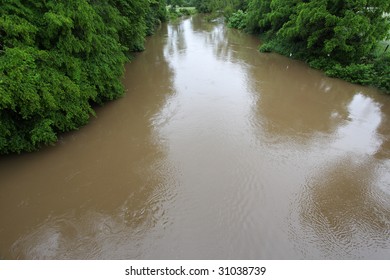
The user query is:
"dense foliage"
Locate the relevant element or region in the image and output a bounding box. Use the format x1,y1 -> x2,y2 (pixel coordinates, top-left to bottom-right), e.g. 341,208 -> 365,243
194,0 -> 247,16
196,0 -> 390,93
228,9 -> 247,29
0,0 -> 166,154
248,0 -> 390,93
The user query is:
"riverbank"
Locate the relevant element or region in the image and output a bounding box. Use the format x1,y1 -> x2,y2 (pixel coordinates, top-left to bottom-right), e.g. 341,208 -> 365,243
225,4 -> 390,95
258,35 -> 390,95
0,1 -> 167,154
2,16 -> 390,259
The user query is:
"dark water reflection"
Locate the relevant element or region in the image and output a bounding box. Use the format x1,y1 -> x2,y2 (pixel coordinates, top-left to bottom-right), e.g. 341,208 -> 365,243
0,16 -> 389,259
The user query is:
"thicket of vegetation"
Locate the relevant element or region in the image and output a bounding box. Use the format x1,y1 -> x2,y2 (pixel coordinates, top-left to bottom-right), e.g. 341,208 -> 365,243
0,0 -> 167,154
194,0 -> 247,15
167,0 -> 195,7
167,2 -> 197,21
196,0 -> 390,94
2,1 -> 389,154
246,0 -> 390,94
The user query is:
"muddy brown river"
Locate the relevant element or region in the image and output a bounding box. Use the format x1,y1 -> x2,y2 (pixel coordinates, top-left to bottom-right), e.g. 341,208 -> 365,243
1,16 -> 389,259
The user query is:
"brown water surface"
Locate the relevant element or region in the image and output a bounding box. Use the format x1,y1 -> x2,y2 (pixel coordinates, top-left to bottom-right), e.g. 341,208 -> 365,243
1,16 -> 390,259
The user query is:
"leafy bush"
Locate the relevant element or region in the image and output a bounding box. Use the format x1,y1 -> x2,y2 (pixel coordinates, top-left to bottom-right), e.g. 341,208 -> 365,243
194,0 -> 212,13
227,10 -> 247,30
371,56 -> 390,92
168,6 -> 181,20
179,8 -> 196,16
325,63 -> 375,85
250,0 -> 390,94
0,0 -> 167,154
309,56 -> 390,93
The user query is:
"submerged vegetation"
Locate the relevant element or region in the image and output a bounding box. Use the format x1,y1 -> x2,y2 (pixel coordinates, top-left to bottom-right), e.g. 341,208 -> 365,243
0,0 -> 167,154
198,0 -> 390,94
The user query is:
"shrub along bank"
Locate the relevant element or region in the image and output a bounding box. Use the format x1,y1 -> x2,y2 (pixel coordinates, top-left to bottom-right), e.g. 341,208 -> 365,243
226,0 -> 390,94
0,0 -> 167,154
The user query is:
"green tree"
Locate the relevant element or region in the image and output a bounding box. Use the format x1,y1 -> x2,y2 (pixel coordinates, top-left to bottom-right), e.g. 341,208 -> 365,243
245,0 -> 390,93
245,0 -> 271,32
146,0 -> 167,35
0,0 -> 167,154
194,0 -> 247,15
278,0 -> 390,63
247,0 -> 390,62
169,0 -> 184,7
194,0 -> 213,12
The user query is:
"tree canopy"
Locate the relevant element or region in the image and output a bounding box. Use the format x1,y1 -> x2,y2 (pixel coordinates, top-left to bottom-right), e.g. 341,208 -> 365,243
251,0 -> 390,62
0,0 -> 167,154
193,0 -> 248,15
226,0 -> 390,93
